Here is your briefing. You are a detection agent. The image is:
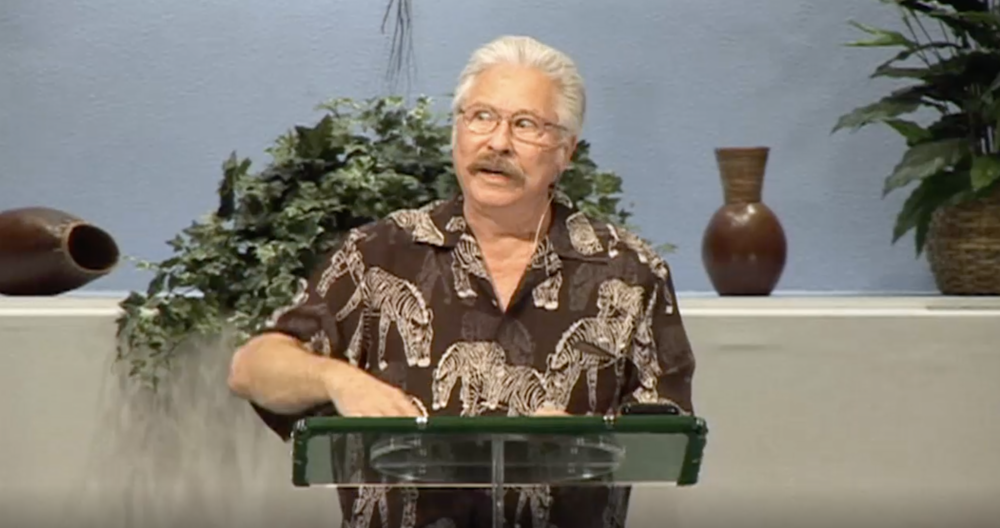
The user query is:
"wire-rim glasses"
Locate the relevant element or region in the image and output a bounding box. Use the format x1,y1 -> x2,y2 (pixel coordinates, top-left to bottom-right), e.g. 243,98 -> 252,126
458,105 -> 566,147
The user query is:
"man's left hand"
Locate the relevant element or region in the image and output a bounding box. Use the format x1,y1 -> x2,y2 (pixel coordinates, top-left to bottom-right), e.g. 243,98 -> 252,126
532,405 -> 569,416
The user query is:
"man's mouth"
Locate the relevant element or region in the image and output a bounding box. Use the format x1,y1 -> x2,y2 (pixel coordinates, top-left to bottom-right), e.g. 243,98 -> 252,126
469,157 -> 521,181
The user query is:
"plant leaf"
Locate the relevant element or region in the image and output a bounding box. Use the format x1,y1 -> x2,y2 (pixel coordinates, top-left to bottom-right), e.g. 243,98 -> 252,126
871,66 -> 931,79
892,170 -> 967,247
845,20 -> 917,48
832,90 -> 924,133
892,0 -> 1000,48
971,155 -> 1000,191
913,210 -> 931,257
990,71 -> 1000,93
883,138 -> 969,196
884,119 -> 932,144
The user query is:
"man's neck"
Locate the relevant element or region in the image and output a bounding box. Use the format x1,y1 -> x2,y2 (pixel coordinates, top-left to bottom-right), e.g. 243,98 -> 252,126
462,197 -> 552,245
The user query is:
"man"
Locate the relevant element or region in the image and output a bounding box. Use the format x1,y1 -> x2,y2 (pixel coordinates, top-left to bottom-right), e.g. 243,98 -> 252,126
228,35 -> 696,528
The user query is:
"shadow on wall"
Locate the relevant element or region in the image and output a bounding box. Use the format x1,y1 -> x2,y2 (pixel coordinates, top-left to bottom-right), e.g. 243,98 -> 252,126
58,332 -> 341,528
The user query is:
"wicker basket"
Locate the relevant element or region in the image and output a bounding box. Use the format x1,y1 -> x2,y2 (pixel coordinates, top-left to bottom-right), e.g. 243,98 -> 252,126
925,189 -> 1000,295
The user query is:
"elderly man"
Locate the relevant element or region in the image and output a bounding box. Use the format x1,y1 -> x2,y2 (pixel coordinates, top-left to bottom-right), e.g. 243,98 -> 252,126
228,35 -> 695,528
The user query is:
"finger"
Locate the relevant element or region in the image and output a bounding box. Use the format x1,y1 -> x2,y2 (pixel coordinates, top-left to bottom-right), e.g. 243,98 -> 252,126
363,398 -> 404,417
391,396 -> 421,417
384,389 -> 420,417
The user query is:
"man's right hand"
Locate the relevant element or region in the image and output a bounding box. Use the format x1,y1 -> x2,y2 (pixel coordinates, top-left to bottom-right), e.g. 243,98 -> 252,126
323,364 -> 423,417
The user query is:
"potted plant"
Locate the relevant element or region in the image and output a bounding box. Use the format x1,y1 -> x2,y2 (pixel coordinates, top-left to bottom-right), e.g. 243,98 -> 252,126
833,0 -> 1000,294
113,95 -> 649,388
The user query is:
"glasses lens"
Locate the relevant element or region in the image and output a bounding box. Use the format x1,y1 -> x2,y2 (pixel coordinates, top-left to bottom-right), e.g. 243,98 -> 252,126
464,108 -> 496,134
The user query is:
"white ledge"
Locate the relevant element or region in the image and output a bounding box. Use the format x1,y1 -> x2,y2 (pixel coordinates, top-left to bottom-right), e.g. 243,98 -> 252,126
678,295 -> 1000,317
1,294 -> 999,317
0,296 -> 124,317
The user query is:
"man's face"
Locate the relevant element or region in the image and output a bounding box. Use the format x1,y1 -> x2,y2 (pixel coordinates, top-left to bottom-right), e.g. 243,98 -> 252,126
453,63 -> 576,211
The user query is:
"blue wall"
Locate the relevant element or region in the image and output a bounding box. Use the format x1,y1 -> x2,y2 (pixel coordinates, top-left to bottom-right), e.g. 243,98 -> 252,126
0,0 -> 931,295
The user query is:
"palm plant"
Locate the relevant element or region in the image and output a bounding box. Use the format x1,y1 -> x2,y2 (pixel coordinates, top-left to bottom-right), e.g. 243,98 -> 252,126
833,0 -> 1000,294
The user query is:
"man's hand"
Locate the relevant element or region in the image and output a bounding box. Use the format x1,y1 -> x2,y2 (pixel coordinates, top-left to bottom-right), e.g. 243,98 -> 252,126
532,403 -> 570,416
324,364 -> 423,417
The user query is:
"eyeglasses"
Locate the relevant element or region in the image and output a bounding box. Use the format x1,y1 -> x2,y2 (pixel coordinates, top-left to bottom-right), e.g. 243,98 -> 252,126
457,105 -> 567,147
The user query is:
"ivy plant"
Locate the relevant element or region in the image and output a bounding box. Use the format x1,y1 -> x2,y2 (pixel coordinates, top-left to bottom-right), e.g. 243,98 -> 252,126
114,95 -> 656,389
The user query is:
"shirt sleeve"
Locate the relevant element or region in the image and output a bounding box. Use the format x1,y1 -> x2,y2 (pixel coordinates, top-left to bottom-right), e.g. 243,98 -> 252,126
620,263 -> 697,415
249,228 -> 369,440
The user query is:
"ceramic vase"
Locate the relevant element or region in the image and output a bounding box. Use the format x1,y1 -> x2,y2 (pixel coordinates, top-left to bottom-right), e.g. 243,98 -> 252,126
0,206 -> 120,295
701,147 -> 787,296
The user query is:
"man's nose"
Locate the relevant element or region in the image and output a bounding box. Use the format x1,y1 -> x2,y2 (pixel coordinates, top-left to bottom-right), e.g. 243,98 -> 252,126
487,120 -> 514,152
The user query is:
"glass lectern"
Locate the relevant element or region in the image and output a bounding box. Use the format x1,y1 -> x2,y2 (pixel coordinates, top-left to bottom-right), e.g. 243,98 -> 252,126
289,410 -> 708,527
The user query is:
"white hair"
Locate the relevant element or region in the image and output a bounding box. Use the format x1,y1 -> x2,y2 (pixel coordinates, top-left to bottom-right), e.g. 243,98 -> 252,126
451,35 -> 586,139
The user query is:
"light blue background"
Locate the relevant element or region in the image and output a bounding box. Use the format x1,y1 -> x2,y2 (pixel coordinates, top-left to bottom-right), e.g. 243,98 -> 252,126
0,1 -> 929,295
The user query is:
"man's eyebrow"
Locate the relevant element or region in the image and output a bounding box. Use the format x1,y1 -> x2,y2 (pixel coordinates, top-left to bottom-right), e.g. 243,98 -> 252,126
467,102 -> 545,117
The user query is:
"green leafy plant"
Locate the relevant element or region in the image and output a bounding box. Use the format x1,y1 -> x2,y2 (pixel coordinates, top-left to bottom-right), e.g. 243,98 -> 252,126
114,95 -> 653,389
832,0 -> 1000,255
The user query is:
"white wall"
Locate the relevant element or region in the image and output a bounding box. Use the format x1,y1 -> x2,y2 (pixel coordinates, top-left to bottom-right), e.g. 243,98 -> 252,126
2,296 -> 999,527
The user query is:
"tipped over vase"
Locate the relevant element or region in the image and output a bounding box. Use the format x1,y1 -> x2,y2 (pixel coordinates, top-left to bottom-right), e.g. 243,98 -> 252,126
0,206 -> 120,295
701,147 -> 787,296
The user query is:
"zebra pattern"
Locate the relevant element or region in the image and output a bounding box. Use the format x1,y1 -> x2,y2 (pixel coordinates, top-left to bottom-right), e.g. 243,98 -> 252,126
543,279 -> 646,412
347,486 -> 418,528
336,267 -> 434,370
552,188 -> 574,208
263,277 -> 310,329
445,216 -> 466,232
451,233 -> 491,299
629,284 -> 661,388
513,485 -> 553,528
306,329 -> 332,357
485,364 -> 547,416
529,238 -> 563,311
606,223 -> 622,259
566,211 -> 604,256
606,225 -> 675,315
601,486 -> 630,528
387,205 -> 445,246
347,486 -> 390,528
431,341 -> 504,415
543,316 -> 634,412
531,273 -> 562,311
596,279 -> 645,324
431,341 -> 547,416
317,228 -> 367,297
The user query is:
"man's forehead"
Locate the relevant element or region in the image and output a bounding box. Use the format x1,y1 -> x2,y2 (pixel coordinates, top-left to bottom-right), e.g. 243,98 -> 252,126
464,64 -> 558,116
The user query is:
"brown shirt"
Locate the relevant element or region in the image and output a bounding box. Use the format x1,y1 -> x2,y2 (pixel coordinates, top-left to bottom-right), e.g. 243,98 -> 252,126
252,193 -> 696,528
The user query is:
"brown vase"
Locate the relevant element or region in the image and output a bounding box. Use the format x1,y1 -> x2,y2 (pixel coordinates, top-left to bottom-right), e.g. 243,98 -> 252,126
0,207 -> 120,296
701,147 -> 787,295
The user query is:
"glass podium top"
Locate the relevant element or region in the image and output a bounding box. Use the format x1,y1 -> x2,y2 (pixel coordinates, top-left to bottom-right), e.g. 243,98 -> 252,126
290,414 -> 708,489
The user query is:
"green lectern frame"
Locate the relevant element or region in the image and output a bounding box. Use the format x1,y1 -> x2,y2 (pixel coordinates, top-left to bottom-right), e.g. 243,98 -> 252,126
290,414 -> 708,527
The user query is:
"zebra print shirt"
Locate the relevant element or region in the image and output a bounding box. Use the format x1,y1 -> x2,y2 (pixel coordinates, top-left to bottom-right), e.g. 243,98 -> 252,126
253,193 -> 696,528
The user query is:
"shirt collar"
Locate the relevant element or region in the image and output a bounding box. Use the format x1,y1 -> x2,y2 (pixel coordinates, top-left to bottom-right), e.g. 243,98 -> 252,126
422,192 -> 613,264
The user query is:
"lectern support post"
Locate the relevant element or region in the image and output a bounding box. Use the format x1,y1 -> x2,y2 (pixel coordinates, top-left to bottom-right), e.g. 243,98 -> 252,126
491,437 -> 505,528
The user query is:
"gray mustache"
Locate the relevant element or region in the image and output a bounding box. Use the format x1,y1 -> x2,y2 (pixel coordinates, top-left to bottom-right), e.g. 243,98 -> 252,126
468,156 -> 524,180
